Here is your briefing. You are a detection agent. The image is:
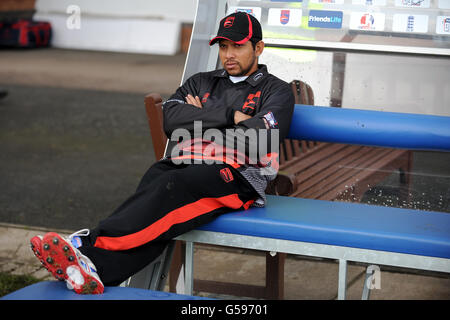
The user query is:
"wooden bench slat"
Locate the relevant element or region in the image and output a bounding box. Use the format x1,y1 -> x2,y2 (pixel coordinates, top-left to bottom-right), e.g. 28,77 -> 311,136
302,148 -> 392,199
331,149 -> 411,201
314,149 -> 407,201
279,143 -> 348,173
295,148 -> 391,199
295,145 -> 372,190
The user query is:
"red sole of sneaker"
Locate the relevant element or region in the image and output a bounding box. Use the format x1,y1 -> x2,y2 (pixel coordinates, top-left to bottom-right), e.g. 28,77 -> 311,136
40,232 -> 104,294
30,236 -> 48,272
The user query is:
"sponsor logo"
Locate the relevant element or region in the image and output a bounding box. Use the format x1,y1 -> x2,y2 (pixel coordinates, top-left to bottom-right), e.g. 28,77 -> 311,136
350,12 -> 385,31
252,72 -> 264,82
308,10 -> 343,29
395,0 -> 430,8
436,16 -> 450,34
237,8 -> 254,15
402,0 -> 424,5
243,91 -> 261,112
360,13 -> 375,29
281,10 -> 290,25
263,112 -> 278,129
220,168 -> 234,183
228,7 -> 262,21
445,17 -> 450,32
407,15 -> 415,32
224,17 -> 235,28
268,8 -> 302,27
202,93 -> 210,103
392,14 -> 428,33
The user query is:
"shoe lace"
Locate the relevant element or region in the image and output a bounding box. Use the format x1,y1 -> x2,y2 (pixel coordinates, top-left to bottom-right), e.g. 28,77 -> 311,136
69,228 -> 90,240
67,229 -> 97,274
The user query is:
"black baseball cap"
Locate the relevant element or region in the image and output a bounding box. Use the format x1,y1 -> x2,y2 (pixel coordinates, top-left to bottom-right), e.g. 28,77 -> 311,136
209,12 -> 262,46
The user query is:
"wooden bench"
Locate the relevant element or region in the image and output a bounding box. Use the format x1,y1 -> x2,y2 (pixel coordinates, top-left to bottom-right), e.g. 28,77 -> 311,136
270,80 -> 412,202
274,142 -> 412,201
141,79 -> 412,299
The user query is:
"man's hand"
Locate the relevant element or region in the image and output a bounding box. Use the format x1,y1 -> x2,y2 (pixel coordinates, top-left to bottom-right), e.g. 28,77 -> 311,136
186,94 -> 203,108
184,96 -> 253,126
234,110 -> 252,125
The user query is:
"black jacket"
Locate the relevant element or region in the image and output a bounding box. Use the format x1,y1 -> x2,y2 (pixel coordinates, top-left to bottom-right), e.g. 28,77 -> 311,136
163,64 -> 293,140
162,64 -> 294,206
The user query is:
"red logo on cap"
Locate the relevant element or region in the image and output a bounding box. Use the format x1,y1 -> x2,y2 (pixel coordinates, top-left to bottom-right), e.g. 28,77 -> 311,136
224,17 -> 235,28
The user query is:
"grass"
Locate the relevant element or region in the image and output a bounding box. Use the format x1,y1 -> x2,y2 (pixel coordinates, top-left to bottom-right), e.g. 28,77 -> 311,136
0,272 -> 42,297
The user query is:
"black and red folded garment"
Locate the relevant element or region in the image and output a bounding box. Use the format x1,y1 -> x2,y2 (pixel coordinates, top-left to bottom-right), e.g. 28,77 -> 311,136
0,19 -> 51,48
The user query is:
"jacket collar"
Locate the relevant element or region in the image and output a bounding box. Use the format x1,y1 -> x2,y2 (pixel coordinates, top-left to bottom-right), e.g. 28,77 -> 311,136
213,64 -> 268,87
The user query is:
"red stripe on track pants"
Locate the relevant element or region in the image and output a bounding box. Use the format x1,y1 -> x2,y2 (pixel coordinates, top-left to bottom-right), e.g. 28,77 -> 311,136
78,160 -> 257,286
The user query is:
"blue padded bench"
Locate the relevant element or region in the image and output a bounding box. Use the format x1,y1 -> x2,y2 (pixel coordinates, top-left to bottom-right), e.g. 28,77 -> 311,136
1,281 -> 210,300
197,196 -> 450,260
165,105 -> 450,300
177,195 -> 450,299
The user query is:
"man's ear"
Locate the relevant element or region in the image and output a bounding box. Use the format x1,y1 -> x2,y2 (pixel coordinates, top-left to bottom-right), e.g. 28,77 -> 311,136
255,40 -> 265,58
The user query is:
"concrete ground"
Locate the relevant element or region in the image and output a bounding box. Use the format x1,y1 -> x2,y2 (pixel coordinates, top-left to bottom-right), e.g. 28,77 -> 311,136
0,48 -> 449,300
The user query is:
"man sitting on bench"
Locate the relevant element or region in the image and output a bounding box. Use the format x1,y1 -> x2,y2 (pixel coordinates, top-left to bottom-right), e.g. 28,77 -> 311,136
29,12 -> 294,294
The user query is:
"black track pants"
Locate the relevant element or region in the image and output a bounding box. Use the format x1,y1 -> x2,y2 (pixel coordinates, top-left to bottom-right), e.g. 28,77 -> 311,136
78,159 -> 258,286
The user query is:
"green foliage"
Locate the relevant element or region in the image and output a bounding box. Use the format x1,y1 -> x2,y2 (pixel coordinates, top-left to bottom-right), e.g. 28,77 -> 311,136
0,272 -> 41,297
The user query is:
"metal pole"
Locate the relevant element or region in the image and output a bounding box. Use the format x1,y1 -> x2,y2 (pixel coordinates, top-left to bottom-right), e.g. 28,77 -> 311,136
338,259 -> 347,300
184,241 -> 194,295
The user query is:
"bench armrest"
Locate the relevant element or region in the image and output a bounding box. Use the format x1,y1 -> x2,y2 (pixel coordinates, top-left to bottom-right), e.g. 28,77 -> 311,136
145,93 -> 167,160
266,171 -> 296,196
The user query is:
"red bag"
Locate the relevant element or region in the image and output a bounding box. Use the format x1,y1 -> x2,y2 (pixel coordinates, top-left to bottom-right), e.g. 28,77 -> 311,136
0,19 -> 52,48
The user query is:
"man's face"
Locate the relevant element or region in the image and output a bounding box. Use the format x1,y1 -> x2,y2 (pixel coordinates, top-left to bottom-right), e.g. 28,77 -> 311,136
218,39 -> 264,77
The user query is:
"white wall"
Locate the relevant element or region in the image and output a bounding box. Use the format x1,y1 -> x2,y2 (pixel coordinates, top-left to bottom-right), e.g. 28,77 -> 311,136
35,0 -> 197,22
34,0 -> 197,55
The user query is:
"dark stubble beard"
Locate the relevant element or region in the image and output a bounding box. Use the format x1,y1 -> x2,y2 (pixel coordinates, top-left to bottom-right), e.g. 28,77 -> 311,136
230,53 -> 257,77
